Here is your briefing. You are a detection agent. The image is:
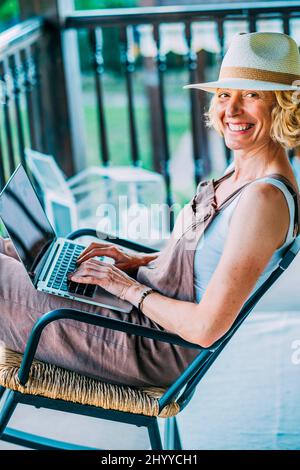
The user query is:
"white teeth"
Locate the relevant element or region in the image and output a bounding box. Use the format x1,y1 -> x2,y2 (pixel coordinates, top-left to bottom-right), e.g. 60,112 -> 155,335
228,123 -> 253,131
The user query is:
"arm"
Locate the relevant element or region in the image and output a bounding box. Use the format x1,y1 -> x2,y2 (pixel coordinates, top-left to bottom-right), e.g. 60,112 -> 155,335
126,182 -> 290,347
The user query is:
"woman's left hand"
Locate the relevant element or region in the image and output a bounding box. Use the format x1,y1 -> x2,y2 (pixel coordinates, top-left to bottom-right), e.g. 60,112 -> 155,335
68,258 -> 145,303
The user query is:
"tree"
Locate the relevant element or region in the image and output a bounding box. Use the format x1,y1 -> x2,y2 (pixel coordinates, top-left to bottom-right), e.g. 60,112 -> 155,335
0,0 -> 19,29
75,1 -> 137,10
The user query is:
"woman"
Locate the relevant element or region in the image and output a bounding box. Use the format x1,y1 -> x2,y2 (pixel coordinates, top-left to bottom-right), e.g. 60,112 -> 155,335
1,31 -> 300,388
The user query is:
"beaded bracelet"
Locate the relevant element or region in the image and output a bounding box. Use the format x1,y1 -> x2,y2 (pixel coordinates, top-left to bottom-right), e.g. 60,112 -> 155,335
138,288 -> 157,312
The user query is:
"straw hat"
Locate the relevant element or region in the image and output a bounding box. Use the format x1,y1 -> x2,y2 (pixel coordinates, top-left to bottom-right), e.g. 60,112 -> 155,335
184,32 -> 300,93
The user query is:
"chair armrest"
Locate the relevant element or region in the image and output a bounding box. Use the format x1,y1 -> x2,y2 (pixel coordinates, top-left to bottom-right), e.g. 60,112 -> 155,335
66,228 -> 159,254
18,308 -> 203,385
67,166 -> 107,188
279,237 -> 300,270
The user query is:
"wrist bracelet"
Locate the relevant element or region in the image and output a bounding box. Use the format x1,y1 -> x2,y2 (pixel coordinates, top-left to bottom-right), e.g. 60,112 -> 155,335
138,288 -> 156,312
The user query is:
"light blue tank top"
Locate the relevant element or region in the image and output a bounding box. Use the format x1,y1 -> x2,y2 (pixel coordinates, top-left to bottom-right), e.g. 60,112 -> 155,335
194,177 -> 296,303
292,157 -> 300,185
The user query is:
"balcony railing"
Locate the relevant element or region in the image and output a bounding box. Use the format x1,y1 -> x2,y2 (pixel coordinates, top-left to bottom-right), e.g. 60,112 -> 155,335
1,1 -> 300,211
0,18 -> 43,188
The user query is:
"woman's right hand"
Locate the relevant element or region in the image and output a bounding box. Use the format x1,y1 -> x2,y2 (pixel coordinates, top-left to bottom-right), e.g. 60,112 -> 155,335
77,242 -> 157,275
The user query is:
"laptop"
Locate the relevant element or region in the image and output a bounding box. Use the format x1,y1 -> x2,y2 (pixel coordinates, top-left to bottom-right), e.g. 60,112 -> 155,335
0,165 -> 132,313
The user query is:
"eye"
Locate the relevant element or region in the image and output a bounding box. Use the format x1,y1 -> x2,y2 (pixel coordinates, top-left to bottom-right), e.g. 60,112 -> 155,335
218,92 -> 229,98
245,92 -> 258,98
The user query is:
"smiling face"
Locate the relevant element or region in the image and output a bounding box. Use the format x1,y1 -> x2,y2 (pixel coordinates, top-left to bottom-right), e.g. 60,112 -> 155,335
215,89 -> 276,150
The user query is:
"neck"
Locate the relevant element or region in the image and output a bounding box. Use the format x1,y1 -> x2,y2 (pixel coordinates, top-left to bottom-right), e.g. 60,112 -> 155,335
231,143 -> 288,183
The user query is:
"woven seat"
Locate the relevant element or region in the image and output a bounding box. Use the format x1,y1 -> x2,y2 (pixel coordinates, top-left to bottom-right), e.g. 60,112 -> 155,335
0,344 -> 179,418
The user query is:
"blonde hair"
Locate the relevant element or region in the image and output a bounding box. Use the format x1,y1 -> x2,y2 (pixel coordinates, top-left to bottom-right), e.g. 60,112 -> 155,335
203,90 -> 300,149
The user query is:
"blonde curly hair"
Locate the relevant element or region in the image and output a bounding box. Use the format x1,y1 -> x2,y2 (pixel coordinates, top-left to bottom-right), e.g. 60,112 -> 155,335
203,90 -> 300,149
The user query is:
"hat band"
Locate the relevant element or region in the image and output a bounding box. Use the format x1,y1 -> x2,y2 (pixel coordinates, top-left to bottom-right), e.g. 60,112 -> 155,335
220,66 -> 300,85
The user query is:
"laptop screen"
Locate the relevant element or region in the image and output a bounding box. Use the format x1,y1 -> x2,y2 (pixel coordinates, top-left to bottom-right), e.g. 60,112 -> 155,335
0,165 -> 56,275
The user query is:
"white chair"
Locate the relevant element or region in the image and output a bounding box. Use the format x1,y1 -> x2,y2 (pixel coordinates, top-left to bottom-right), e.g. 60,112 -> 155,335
25,149 -> 170,248
25,149 -> 78,237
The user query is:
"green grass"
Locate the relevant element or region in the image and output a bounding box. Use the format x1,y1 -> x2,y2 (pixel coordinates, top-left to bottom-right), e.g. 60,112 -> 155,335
0,94 -> 32,179
80,69 -> 195,206
83,104 -> 189,169
0,215 -> 7,237
83,102 -> 192,208
84,105 -> 149,168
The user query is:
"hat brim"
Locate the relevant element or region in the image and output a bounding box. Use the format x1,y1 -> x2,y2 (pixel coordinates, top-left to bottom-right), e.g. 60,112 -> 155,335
183,78 -> 300,93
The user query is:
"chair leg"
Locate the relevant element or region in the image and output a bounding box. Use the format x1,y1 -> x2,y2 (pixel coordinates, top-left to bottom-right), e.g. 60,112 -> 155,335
0,390 -> 18,436
147,419 -> 163,450
164,417 -> 182,450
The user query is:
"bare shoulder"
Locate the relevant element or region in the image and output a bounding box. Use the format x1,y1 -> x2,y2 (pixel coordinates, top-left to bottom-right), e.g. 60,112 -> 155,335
242,179 -> 288,200
230,180 -> 290,250
236,180 -> 289,216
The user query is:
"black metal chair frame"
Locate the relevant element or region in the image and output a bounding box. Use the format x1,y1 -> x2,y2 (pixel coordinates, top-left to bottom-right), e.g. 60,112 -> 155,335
0,228 -> 299,450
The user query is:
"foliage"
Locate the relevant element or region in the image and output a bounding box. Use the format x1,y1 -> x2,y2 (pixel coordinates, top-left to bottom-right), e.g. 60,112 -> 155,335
75,0 -> 137,11
0,0 -> 18,21
0,0 -> 19,31
75,0 -> 138,73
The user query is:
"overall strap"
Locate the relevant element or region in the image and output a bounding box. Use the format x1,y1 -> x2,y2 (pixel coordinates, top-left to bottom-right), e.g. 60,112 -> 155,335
213,169 -> 235,189
214,170 -> 252,212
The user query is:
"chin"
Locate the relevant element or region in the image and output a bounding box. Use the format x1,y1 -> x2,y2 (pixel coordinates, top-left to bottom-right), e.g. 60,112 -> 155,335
224,140 -> 245,150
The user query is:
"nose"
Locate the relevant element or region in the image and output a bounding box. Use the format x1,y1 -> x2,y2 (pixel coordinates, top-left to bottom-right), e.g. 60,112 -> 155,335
225,95 -> 243,118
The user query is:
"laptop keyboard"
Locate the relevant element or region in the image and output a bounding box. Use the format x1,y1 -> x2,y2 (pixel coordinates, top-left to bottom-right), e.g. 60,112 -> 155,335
46,242 -> 98,298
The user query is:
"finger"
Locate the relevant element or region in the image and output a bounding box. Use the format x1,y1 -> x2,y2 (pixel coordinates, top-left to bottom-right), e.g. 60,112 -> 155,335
69,267 -> 108,283
77,246 -> 119,264
71,259 -> 113,277
77,249 -> 103,264
77,245 -> 109,261
88,259 -> 121,274
78,242 -> 113,260
82,258 -> 114,269
68,275 -> 97,285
